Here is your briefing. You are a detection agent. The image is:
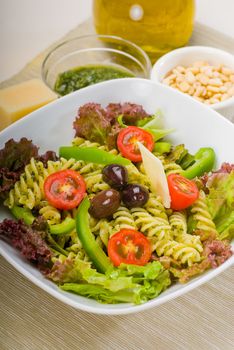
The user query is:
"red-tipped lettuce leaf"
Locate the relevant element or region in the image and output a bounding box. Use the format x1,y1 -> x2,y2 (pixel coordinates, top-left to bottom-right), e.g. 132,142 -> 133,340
37,151 -> 59,167
0,218 -> 53,271
0,168 -> 20,201
106,102 -> 149,125
0,138 -> 39,201
73,103 -> 111,145
73,102 -> 150,149
0,138 -> 39,171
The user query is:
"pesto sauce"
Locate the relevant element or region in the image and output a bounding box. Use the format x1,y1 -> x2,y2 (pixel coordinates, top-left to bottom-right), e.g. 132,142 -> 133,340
54,65 -> 135,96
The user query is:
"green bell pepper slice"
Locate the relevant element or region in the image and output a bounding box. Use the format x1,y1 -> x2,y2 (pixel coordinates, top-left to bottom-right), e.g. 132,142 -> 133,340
153,142 -> 171,154
11,205 -> 35,225
182,147 -> 215,179
59,146 -> 131,166
49,217 -> 75,235
76,197 -> 112,273
179,153 -> 195,170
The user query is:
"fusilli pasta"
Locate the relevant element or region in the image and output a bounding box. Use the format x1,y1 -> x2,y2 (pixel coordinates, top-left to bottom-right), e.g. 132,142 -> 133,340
190,190 -> 218,240
111,206 -> 137,235
154,238 -> 201,266
169,211 -> 203,252
155,153 -> 183,175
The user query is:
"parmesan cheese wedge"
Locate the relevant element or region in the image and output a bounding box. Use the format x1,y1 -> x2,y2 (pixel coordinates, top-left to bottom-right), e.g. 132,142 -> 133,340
0,79 -> 57,131
137,142 -> 171,208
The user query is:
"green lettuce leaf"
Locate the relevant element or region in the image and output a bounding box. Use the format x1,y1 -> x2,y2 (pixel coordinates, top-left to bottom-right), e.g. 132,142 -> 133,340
61,283 -> 136,304
139,110 -> 174,141
59,259 -> 171,304
206,169 -> 234,240
140,109 -> 164,129
144,128 -> 174,142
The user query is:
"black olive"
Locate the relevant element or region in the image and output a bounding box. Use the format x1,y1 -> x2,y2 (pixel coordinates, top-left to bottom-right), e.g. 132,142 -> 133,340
122,184 -> 149,208
89,189 -> 121,219
102,164 -> 128,190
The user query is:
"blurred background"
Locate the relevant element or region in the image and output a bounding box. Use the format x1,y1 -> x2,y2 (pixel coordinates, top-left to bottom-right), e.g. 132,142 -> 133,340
0,0 -> 234,82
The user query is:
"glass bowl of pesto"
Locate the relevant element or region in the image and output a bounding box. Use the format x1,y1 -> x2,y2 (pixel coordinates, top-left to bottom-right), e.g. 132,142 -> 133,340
41,35 -> 152,96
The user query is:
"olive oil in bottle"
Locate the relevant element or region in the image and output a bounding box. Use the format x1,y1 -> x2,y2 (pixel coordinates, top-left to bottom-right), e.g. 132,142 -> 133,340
93,0 -> 195,62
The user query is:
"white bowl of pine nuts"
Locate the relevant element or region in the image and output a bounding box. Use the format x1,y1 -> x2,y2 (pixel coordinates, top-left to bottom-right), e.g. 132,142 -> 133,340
151,46 -> 234,121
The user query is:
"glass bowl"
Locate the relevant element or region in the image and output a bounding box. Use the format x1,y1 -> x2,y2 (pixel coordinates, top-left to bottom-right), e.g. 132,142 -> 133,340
41,35 -> 152,95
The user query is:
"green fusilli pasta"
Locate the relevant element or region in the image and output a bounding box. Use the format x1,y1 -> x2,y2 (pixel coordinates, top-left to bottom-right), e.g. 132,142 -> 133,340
130,206 -> 171,243
169,211 -> 187,235
126,163 -> 150,187
39,202 -> 61,225
144,194 -> 168,220
155,153 -> 183,175
72,136 -> 118,155
90,217 -> 112,247
130,198 -> 202,265
111,206 -> 137,235
84,169 -> 109,193
5,156 -> 106,214
169,211 -> 203,252
190,190 -> 218,240
154,238 -> 201,266
6,158 -> 48,209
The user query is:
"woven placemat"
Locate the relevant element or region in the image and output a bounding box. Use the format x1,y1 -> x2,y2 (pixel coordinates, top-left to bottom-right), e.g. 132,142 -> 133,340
1,19 -> 234,350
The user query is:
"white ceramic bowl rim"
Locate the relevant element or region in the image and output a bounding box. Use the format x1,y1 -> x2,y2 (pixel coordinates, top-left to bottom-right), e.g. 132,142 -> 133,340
151,45 -> 234,109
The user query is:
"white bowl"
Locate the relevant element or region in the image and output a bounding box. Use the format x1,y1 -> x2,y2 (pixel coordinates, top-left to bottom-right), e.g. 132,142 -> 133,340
151,46 -> 234,121
0,78 -> 233,315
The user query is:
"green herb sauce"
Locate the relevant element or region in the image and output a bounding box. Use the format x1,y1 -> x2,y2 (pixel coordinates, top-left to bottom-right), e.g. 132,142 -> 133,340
54,65 -> 135,96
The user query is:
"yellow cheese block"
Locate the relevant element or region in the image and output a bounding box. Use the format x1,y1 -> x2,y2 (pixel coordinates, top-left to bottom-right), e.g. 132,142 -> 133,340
0,79 -> 57,131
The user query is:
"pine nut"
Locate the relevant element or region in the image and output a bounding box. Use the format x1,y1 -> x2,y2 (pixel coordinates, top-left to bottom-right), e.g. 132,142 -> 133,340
221,67 -> 232,76
221,93 -> 229,101
160,60 -> 234,106
208,78 -> 222,86
176,66 -> 186,73
185,71 -> 196,84
209,98 -> 219,104
193,61 -> 207,68
179,81 -> 190,92
207,85 -> 220,93
212,93 -> 222,100
228,86 -> 234,97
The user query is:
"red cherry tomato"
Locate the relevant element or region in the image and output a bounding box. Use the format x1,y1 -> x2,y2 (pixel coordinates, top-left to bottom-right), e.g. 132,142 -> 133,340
44,169 -> 86,210
167,174 -> 199,210
117,126 -> 154,162
107,229 -> 151,266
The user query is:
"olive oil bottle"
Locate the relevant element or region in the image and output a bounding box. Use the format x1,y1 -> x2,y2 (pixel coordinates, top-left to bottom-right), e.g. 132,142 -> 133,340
93,0 -> 195,62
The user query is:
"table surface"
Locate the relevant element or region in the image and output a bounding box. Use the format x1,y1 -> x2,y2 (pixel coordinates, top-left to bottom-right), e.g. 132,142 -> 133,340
0,8 -> 234,350
1,257 -> 233,350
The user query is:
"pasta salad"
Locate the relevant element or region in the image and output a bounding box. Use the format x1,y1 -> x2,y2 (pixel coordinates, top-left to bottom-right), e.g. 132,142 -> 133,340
0,102 -> 233,305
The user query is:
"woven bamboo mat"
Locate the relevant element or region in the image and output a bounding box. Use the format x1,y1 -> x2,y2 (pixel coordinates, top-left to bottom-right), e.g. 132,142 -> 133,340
0,19 -> 234,350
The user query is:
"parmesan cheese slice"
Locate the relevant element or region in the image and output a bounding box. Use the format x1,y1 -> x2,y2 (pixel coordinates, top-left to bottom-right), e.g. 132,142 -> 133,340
0,79 -> 57,131
137,142 -> 171,208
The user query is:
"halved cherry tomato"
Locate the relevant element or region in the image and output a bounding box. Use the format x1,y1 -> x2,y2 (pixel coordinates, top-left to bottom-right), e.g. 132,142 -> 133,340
167,173 -> 199,210
107,229 -> 151,266
44,169 -> 86,210
117,126 -> 154,162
